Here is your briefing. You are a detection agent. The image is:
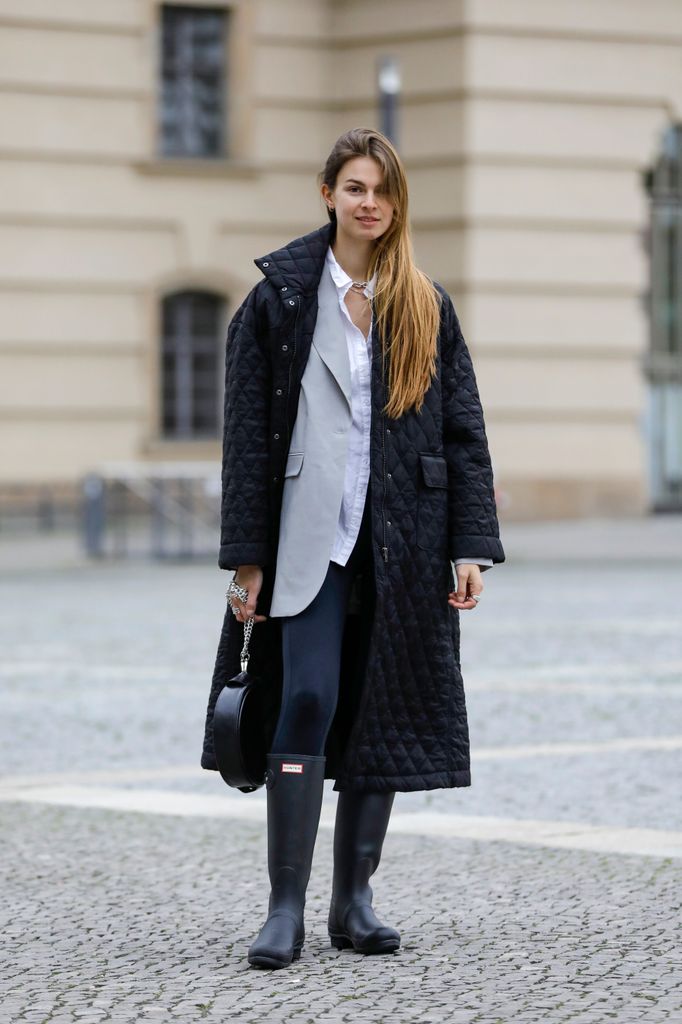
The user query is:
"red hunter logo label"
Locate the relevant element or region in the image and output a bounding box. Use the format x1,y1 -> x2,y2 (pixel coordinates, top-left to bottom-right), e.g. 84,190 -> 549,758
281,762 -> 304,774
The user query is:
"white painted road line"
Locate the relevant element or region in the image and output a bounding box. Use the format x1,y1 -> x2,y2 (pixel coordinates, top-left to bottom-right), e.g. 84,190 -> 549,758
0,765 -> 206,789
2,658 -> 682,685
476,734 -> 682,759
2,734 -> 681,793
468,680 -> 682,696
1,784 -> 679,859
0,662 -> 172,679
473,660 -> 682,681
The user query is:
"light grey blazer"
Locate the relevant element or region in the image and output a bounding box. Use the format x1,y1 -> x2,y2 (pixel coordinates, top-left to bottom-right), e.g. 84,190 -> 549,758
268,263 -> 354,618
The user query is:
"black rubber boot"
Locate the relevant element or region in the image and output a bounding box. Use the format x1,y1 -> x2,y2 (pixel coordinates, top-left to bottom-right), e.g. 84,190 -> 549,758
327,790 -> 401,954
247,753 -> 326,969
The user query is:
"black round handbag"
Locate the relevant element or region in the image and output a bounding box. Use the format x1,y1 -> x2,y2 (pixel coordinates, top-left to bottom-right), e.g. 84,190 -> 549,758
213,585 -> 278,793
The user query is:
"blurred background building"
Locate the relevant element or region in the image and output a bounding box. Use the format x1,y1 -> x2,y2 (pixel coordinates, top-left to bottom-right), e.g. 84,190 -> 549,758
1,0 -> 681,543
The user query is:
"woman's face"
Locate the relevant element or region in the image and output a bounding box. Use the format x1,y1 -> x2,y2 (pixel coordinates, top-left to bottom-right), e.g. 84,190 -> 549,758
321,156 -> 394,243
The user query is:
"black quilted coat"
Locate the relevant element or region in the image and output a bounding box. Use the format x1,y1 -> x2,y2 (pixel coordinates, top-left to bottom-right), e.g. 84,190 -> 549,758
201,221 -> 505,792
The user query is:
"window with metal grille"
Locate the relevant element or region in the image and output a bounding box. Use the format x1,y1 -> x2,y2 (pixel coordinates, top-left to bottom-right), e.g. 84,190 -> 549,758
159,4 -> 227,158
161,291 -> 225,439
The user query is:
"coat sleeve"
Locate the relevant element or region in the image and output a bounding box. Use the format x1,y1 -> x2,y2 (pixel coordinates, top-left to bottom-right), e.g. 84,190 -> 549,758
218,285 -> 272,571
438,289 -> 505,565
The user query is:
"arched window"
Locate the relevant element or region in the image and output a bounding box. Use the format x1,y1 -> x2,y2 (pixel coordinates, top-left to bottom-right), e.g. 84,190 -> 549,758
161,290 -> 225,439
645,123 -> 682,510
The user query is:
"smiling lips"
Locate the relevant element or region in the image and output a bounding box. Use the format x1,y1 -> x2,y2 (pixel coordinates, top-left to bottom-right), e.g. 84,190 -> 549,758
358,216 -> 380,224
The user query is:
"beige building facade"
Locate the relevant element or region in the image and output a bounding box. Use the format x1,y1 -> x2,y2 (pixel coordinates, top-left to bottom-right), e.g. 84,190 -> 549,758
1,0 -> 681,520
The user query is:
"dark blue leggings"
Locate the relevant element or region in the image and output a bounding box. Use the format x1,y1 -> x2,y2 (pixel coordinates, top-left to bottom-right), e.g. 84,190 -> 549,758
270,482 -> 374,755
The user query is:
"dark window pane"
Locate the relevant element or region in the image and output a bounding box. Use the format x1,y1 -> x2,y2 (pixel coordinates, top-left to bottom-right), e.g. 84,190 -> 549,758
161,290 -> 224,440
649,125 -> 682,360
159,5 -> 227,158
646,122 -> 682,510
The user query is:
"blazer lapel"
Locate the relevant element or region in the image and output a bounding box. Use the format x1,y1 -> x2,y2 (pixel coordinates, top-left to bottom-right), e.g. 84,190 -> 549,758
312,262 -> 352,411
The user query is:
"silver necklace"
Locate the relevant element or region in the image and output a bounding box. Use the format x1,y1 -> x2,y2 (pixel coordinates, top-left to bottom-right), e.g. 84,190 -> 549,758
349,280 -> 369,295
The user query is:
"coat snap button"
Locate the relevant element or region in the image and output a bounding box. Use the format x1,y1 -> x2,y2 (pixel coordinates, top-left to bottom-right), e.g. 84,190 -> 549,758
281,286 -> 288,291
262,261 -> 269,267
387,520 -> 392,526
282,344 -> 288,351
273,433 -> 280,439
288,299 -> 295,306
273,475 -> 279,482
276,388 -> 282,395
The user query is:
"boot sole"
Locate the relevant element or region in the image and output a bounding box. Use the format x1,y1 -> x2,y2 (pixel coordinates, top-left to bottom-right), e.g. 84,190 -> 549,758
329,932 -> 400,954
248,943 -> 303,969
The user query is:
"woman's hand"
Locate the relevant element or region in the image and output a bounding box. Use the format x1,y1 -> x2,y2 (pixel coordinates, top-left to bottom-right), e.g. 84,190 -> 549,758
230,565 -> 268,623
448,564 -> 483,611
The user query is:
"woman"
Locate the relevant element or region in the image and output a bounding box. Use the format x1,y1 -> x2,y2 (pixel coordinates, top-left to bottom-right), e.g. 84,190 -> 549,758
201,128 -> 505,969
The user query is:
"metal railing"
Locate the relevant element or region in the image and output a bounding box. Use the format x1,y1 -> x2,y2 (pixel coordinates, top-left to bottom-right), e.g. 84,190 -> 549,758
81,462 -> 221,560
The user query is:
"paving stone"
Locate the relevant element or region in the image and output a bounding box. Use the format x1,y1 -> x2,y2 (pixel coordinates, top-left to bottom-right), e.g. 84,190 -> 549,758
2,531 -> 682,1022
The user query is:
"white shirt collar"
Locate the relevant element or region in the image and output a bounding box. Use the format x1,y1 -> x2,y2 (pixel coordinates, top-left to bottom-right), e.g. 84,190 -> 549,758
325,246 -> 377,299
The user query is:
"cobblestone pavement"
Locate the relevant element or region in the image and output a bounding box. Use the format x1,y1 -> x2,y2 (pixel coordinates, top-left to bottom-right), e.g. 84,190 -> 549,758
1,517 -> 681,1023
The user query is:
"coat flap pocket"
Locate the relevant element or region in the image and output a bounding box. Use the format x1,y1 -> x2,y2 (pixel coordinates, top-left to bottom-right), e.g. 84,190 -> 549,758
284,451 -> 304,478
419,452 -> 448,488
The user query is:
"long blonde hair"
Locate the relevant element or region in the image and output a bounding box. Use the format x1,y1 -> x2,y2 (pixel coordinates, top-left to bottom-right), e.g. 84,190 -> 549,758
319,127 -> 441,418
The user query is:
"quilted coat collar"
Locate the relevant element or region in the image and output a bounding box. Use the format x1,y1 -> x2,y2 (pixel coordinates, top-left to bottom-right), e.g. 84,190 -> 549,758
254,221 -> 337,297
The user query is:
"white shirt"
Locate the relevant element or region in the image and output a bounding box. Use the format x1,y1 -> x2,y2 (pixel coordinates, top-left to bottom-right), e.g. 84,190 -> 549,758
325,245 -> 493,573
327,245 -> 375,565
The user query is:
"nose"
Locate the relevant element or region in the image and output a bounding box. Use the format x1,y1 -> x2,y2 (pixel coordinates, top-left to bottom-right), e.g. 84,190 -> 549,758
361,191 -> 378,209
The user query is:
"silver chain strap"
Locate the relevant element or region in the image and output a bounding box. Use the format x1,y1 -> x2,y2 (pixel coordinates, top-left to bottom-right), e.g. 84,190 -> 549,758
226,579 -> 253,672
